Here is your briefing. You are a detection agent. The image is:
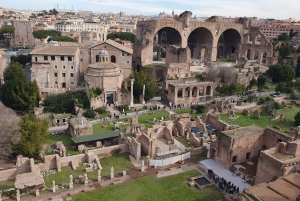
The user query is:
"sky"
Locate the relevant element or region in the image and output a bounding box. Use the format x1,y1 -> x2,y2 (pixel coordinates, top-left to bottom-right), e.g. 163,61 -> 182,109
2,0 -> 300,20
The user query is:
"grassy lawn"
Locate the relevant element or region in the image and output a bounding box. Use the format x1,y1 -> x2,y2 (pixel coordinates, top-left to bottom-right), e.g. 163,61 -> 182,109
0,179 -> 15,190
72,170 -> 224,201
93,119 -> 130,134
45,135 -> 74,146
43,153 -> 133,188
219,106 -> 300,133
175,136 -> 191,148
174,108 -> 190,114
138,110 -> 169,129
99,153 -> 133,176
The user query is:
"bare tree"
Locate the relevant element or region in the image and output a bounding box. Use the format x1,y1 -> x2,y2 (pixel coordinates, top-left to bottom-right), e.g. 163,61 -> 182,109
204,67 -> 237,85
0,101 -> 21,160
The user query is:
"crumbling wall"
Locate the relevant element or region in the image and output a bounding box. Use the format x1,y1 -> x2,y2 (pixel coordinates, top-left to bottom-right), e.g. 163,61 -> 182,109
263,128 -> 293,148
196,117 -> 208,134
136,134 -> 151,156
127,137 -> 141,161
190,133 -> 201,147
205,113 -> 230,131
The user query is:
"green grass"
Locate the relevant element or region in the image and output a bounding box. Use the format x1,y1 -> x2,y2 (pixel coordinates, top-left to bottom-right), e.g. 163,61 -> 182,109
93,119 -> 130,134
138,110 -> 169,130
174,108 -> 190,114
175,136 -> 191,148
99,153 -> 133,176
0,180 -> 15,190
219,106 -> 300,133
72,170 -> 223,201
43,153 -> 132,188
45,135 -> 74,146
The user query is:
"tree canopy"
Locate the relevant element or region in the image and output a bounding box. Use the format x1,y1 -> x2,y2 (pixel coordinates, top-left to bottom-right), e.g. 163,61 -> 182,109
277,33 -> 290,41
12,114 -> 49,158
1,62 -> 40,111
216,83 -> 245,96
10,54 -> 31,66
266,64 -> 295,83
296,56 -> 300,77
295,111 -> 300,126
0,26 -> 15,34
257,75 -> 267,91
33,30 -> 77,42
43,91 -> 90,114
131,70 -> 157,101
107,32 -> 136,43
278,44 -> 291,58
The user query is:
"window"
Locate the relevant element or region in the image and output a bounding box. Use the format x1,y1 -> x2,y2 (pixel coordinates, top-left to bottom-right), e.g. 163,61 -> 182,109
70,73 -> 74,77
44,56 -> 48,60
232,156 -> 237,163
122,52 -> 125,56
127,61 -> 129,64
51,56 -> 55,60
63,65 -> 65,69
55,81 -> 58,84
68,56 -> 72,61
127,53 -> 130,56
71,82 -> 74,85
62,73 -> 66,77
111,55 -> 116,63
96,55 -> 99,62
35,57 -> 37,62
70,65 -> 74,70
55,65 -> 57,69
54,73 -> 57,77
60,56 -> 64,61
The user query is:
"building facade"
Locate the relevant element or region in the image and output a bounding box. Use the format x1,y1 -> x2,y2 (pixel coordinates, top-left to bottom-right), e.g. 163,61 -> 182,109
30,43 -> 80,94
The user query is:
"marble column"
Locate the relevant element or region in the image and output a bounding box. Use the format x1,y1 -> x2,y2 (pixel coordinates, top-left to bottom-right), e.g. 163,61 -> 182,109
142,84 -> 145,104
69,175 -> 73,189
16,189 -> 20,201
98,169 -> 101,182
52,180 -> 56,193
111,166 -> 114,179
130,79 -> 135,107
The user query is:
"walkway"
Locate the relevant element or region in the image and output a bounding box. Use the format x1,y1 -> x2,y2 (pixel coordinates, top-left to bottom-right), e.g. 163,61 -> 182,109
200,159 -> 251,192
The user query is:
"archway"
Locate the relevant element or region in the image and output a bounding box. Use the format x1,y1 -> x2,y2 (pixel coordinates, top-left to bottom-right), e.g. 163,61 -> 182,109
187,27 -> 213,60
96,55 -> 99,62
111,55 -> 116,63
246,49 -> 251,60
199,86 -> 204,96
192,87 -> 197,97
217,29 -> 241,60
177,89 -> 183,98
217,46 -> 223,58
153,27 -> 182,62
261,52 -> 267,64
206,86 -> 211,96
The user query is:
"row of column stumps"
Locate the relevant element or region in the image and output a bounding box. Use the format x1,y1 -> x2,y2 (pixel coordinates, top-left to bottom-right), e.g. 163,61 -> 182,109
13,162 -> 147,199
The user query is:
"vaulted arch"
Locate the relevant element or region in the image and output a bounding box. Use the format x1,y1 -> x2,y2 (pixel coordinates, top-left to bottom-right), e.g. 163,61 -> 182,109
188,27 -> 213,60
217,29 -> 241,60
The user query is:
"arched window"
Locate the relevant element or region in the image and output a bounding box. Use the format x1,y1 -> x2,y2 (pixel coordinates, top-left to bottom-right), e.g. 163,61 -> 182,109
96,55 -> 99,62
111,55 -> 116,63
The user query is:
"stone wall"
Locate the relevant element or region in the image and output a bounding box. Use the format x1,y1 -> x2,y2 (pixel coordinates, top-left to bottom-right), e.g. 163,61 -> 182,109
136,134 -> 151,156
263,128 -> 293,148
11,21 -> 35,47
205,113 -> 230,132
190,133 -> 201,147
127,138 -> 141,161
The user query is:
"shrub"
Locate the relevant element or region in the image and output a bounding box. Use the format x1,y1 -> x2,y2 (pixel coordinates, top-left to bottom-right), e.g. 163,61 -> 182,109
295,112 -> 300,126
89,87 -> 102,98
95,106 -> 106,114
118,105 -> 129,112
83,109 -> 96,119
191,105 -> 206,113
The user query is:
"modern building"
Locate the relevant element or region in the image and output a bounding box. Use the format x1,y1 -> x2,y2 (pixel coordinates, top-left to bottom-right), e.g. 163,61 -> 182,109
260,23 -> 300,39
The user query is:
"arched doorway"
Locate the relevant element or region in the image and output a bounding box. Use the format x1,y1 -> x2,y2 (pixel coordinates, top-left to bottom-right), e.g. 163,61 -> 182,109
217,29 -> 241,60
254,50 -> 259,60
192,87 -> 197,97
177,89 -> 183,98
153,27 -> 182,62
187,27 -> 213,60
206,86 -> 211,96
184,88 -> 190,98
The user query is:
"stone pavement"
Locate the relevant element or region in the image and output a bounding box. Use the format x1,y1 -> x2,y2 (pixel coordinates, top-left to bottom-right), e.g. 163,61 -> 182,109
200,159 -> 251,192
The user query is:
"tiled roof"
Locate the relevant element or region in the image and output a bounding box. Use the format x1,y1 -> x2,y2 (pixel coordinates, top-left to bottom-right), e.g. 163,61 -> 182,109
30,46 -> 79,56
91,39 -> 133,54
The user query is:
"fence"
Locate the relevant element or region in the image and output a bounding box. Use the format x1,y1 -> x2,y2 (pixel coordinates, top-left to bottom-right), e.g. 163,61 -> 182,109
149,152 -> 190,167
174,139 -> 187,151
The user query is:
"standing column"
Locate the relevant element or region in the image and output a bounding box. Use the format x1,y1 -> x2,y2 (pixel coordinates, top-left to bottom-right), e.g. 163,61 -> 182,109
142,84 -> 145,104
130,79 -> 135,107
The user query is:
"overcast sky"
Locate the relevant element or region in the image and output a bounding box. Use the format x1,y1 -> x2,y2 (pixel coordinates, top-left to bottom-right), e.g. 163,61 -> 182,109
3,0 -> 299,20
